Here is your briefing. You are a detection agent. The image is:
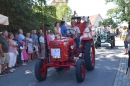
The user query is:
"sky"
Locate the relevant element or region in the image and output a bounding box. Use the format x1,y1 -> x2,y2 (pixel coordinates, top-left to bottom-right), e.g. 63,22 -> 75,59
68,0 -> 116,19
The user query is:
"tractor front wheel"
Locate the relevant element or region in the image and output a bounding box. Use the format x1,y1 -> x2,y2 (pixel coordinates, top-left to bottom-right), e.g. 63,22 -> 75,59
84,40 -> 95,71
76,59 -> 85,82
35,60 -> 47,81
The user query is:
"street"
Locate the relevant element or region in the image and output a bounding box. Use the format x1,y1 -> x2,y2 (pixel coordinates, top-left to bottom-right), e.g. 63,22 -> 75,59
0,38 -> 129,86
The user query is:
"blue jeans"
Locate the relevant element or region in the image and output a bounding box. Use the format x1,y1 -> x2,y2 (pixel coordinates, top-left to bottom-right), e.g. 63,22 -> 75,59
75,36 -> 80,48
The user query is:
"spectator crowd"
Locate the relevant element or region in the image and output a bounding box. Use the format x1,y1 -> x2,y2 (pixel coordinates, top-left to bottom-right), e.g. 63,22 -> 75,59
0,21 -> 68,75
0,29 -> 46,75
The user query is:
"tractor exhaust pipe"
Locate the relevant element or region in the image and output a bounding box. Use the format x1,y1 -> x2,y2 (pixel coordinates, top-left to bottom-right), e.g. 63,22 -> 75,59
42,24 -> 50,58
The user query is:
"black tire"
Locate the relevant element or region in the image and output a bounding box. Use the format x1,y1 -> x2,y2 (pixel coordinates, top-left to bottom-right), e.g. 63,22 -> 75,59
76,59 -> 85,82
35,60 -> 47,81
97,43 -> 101,47
84,40 -> 95,71
95,42 -> 97,49
111,36 -> 115,47
97,36 -> 101,47
113,36 -> 115,47
111,42 -> 113,48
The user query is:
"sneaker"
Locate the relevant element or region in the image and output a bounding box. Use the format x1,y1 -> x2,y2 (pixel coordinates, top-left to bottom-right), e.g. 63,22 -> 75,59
12,68 -> 16,71
0,72 -> 5,76
124,53 -> 128,55
9,69 -> 14,73
15,65 -> 19,67
22,63 -> 26,65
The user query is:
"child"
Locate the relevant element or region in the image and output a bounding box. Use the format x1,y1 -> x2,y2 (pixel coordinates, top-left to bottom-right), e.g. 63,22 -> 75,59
20,41 -> 28,65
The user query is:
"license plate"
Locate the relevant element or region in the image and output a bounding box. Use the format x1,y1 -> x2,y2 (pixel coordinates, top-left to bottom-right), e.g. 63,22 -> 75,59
101,39 -> 105,42
51,48 -> 60,57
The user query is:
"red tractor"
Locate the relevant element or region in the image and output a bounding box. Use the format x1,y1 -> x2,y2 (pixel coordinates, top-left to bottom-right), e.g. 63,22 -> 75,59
35,20 -> 95,82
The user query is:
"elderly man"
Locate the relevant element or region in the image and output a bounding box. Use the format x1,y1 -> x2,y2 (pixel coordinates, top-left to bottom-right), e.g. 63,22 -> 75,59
38,30 -> 42,38
31,30 -> 39,58
18,29 -> 25,43
0,30 -> 9,75
67,21 -> 80,49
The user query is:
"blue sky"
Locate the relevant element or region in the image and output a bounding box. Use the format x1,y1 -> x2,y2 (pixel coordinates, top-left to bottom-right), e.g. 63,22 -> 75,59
68,0 -> 116,18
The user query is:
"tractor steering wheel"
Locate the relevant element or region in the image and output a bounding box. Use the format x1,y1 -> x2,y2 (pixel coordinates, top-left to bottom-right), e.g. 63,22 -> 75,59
66,29 -> 76,37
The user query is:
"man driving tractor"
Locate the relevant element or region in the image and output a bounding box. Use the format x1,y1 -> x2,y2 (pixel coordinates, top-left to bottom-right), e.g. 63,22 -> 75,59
67,21 -> 81,49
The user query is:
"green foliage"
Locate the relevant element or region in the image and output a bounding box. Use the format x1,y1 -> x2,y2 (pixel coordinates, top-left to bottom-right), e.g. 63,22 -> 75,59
98,21 -> 103,27
111,23 -> 118,28
56,3 -> 72,21
102,18 -> 114,26
0,0 -> 60,33
106,0 -> 130,21
98,18 -> 117,28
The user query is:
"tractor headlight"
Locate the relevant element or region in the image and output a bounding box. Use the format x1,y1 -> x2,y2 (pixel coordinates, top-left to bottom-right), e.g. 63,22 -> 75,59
70,45 -> 74,49
64,42 -> 68,46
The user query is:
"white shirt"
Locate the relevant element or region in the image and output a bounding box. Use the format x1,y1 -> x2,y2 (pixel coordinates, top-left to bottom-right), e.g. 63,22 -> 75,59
49,34 -> 55,41
20,46 -> 24,49
84,27 -> 90,33
39,36 -> 44,43
67,26 -> 80,37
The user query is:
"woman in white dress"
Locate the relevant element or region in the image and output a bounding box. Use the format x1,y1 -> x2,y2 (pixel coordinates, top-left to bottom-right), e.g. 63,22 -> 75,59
26,33 -> 33,62
54,22 -> 62,39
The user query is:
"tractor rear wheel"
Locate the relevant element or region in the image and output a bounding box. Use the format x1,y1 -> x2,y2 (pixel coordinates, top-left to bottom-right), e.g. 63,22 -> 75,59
111,36 -> 115,47
76,59 -> 85,82
97,43 -> 101,47
84,40 -> 95,71
35,60 -> 47,81
111,42 -> 113,48
113,36 -> 115,47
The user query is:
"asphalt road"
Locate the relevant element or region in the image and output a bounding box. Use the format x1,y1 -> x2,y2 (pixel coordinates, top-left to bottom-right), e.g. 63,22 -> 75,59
0,38 -> 125,86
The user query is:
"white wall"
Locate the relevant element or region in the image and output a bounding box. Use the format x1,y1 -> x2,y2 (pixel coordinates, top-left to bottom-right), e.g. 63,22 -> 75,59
94,15 -> 103,27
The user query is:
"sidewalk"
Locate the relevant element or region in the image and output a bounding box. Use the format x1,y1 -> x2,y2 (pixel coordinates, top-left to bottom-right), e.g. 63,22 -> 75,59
113,37 -> 130,86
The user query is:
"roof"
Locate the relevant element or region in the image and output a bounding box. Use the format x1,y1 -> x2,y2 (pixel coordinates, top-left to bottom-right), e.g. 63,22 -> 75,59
89,14 -> 103,25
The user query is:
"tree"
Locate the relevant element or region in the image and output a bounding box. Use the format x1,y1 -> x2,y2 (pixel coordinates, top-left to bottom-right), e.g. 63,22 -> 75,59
102,18 -> 114,26
98,18 -> 117,28
98,21 -> 103,27
0,0 -> 59,32
56,3 -> 72,21
105,0 -> 130,21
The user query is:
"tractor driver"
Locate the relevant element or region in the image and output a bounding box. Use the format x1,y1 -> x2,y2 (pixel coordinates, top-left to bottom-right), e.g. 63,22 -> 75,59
67,21 -> 81,49
103,26 -> 109,33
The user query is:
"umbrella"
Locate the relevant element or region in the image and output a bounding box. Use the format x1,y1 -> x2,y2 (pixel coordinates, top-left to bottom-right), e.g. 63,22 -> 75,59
0,14 -> 9,25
